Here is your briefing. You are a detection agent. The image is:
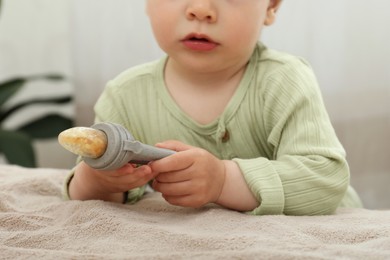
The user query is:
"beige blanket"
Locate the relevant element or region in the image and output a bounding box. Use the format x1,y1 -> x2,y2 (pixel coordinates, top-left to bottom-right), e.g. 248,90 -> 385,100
0,165 -> 389,259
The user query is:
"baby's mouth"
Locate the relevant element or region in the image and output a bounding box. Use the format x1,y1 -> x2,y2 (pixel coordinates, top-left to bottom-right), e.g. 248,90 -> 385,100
183,33 -> 217,44
182,40 -> 218,52
181,33 -> 219,51
188,37 -> 211,43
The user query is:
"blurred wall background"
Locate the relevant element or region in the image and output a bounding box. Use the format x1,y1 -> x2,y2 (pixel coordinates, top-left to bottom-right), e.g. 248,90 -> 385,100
0,0 -> 389,209
0,0 -> 75,168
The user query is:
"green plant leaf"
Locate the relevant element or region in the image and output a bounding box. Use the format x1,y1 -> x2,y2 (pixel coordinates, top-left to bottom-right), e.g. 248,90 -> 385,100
0,74 -> 66,107
0,129 -> 36,167
0,78 -> 26,107
27,74 -> 65,82
0,95 -> 72,122
18,114 -> 73,139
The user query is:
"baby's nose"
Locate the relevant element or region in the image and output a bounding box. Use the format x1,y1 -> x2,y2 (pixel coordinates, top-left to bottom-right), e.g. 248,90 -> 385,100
186,0 -> 217,23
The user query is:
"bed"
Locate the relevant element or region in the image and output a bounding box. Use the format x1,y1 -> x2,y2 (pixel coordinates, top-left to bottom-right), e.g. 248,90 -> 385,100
0,165 -> 389,259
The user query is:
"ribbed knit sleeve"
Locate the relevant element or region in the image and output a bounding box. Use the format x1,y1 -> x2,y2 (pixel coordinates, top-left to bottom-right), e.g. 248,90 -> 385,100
234,57 -> 350,215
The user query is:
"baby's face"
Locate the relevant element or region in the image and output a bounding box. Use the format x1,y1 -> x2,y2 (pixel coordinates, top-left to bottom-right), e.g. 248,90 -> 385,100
146,0 -> 279,73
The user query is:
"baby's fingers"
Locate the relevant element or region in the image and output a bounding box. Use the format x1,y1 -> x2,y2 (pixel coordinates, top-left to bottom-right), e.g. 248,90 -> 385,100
120,165 -> 157,189
105,163 -> 136,177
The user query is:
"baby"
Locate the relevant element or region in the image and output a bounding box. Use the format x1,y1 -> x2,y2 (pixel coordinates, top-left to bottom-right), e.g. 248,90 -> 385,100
65,0 -> 362,215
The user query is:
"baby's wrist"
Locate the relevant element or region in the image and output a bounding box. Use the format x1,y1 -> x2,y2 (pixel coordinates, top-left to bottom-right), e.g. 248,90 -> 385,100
215,160 -> 258,211
70,163 -> 120,202
215,160 -> 235,205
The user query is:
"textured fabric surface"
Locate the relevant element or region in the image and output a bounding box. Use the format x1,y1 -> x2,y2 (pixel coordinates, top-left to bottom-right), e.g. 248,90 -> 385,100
0,165 -> 389,259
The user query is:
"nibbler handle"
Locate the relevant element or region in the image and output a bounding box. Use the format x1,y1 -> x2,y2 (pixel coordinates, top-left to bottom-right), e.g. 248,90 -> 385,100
122,140 -> 175,165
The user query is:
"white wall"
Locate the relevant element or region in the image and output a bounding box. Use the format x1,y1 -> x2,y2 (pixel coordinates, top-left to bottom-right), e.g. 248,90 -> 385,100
68,0 -> 163,126
0,0 -> 389,208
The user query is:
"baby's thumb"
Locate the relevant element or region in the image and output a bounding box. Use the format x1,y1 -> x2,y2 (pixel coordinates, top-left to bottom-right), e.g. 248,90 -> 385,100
155,140 -> 193,152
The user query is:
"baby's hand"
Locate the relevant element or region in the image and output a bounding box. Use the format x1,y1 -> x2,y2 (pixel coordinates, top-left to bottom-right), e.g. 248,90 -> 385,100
69,161 -> 157,202
90,163 -> 156,193
150,140 -> 226,208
